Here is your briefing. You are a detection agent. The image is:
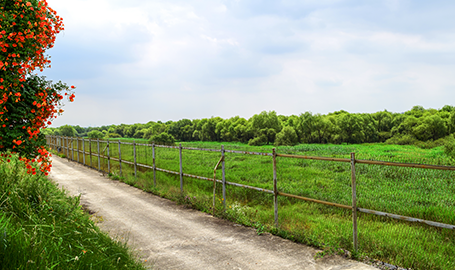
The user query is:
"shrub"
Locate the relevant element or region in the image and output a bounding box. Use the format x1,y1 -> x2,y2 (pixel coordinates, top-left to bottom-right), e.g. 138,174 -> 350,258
248,134 -> 267,146
275,126 -> 299,146
385,134 -> 418,145
87,130 -> 104,139
443,135 -> 455,160
0,1 -> 74,175
148,132 -> 175,146
106,133 -> 122,139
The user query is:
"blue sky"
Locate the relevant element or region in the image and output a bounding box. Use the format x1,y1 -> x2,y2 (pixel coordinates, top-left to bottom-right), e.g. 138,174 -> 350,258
42,0 -> 455,127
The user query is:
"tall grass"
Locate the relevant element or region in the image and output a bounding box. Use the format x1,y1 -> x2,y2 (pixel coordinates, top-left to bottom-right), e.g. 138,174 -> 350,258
64,139 -> 455,270
0,154 -> 146,270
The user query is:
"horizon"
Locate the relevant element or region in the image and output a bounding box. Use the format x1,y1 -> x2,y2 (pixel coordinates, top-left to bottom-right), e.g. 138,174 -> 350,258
41,0 -> 455,128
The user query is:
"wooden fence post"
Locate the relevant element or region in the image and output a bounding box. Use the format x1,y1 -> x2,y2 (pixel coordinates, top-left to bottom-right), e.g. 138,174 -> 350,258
77,137 -> 80,163
222,145 -> 226,211
133,140 -> 137,178
118,140 -> 122,177
179,143 -> 183,192
152,142 -> 156,187
82,138 -> 85,165
89,138 -> 92,168
273,148 -> 278,227
97,138 -> 101,171
107,139 -> 110,174
351,152 -> 358,252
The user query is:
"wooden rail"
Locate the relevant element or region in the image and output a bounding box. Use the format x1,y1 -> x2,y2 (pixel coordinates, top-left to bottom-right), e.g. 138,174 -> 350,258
47,135 -> 455,253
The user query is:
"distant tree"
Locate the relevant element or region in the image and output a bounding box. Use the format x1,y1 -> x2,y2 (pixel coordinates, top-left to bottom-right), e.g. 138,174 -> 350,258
297,112 -> 315,143
73,125 -> 85,135
59,125 -> 76,137
412,114 -> 447,141
201,117 -> 222,141
105,133 -> 121,138
275,126 -> 299,146
250,111 -> 282,144
87,130 -> 104,139
133,128 -> 146,139
337,113 -> 365,143
248,134 -> 267,146
441,105 -> 455,113
168,119 -> 192,141
149,132 -> 175,146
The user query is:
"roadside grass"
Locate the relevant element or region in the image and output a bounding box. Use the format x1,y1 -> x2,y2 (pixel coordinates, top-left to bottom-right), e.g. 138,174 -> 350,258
0,154 -> 147,270
67,140 -> 455,270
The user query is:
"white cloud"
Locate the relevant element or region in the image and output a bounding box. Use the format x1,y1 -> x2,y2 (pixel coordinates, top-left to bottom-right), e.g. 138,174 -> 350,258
43,0 -> 455,126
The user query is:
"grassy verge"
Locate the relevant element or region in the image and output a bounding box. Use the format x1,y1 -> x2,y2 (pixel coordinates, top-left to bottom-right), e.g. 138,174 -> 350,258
0,154 -> 147,270
63,140 -> 455,270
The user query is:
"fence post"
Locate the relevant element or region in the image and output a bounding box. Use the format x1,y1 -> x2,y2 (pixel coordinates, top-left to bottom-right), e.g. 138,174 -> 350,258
89,138 -> 92,168
107,139 -> 110,174
82,138 -> 85,165
77,137 -> 80,163
152,142 -> 156,187
71,137 -> 74,161
97,138 -> 101,171
222,145 -> 226,211
118,140 -> 122,177
273,148 -> 278,227
133,140 -> 137,178
351,152 -> 358,253
66,136 -> 69,158
179,143 -> 183,192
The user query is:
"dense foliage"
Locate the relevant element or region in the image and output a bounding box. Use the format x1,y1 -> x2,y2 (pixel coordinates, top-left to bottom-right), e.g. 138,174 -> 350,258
0,154 -> 145,269
0,0 -> 74,175
47,105 -> 455,148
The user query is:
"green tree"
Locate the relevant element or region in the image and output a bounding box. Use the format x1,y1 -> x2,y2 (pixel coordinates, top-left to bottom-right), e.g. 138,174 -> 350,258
250,111 -> 282,144
412,114 -> 447,141
337,113 -> 365,143
59,125 -> 76,137
149,132 -> 175,146
275,126 -> 299,146
87,130 -> 104,139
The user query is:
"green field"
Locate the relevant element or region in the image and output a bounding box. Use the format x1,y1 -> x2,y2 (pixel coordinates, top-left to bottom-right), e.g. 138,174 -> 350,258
0,154 -> 147,270
55,138 -> 455,270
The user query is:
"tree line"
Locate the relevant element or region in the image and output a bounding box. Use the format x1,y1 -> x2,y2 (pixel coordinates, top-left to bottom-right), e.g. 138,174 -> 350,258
45,105 -> 455,147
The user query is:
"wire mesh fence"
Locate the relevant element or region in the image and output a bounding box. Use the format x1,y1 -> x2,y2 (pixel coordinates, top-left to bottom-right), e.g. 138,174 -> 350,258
47,135 -> 455,269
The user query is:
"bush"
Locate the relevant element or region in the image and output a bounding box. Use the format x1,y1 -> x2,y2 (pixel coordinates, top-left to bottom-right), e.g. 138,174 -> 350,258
385,134 -> 418,145
275,126 -> 299,146
443,135 -> 455,160
148,132 -> 175,146
248,134 -> 267,146
87,130 -> 104,139
106,133 -> 122,139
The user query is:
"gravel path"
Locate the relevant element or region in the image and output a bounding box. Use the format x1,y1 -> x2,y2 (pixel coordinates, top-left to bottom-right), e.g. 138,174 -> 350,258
49,156 -> 377,270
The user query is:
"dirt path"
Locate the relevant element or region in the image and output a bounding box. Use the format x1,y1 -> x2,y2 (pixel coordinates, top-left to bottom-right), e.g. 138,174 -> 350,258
49,156 -> 376,270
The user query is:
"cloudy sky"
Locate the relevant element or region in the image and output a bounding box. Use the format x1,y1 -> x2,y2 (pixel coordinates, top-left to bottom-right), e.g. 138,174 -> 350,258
42,0 -> 455,127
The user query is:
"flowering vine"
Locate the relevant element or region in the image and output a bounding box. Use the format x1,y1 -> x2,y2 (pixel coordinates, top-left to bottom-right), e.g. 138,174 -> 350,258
0,0 -> 75,175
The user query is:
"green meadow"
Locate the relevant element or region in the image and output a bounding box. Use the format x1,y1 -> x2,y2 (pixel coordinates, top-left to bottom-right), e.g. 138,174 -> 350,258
59,139 -> 455,270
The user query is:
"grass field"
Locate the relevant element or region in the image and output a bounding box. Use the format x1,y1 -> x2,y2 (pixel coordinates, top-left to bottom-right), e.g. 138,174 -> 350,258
54,138 -> 455,270
0,154 -> 147,270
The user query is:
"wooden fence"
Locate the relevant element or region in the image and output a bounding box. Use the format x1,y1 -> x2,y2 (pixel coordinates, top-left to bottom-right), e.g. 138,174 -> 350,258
46,135 -> 455,252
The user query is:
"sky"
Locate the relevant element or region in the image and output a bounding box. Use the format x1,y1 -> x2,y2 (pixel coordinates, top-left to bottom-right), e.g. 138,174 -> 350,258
42,0 -> 455,127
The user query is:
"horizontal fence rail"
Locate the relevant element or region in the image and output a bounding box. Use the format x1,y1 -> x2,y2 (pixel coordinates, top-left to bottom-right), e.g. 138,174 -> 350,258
46,135 -> 455,253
